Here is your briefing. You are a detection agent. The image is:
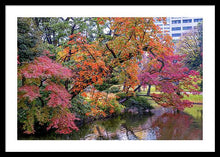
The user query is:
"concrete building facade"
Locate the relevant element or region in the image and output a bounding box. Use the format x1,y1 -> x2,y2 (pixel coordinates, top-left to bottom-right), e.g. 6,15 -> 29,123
155,17 -> 203,41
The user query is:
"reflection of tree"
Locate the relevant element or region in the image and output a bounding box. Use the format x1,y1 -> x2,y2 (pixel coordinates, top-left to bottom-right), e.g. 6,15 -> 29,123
122,113 -> 152,128
79,111 -> 202,140
96,116 -> 125,132
121,123 -> 139,140
151,112 -> 202,140
90,114 -> 152,140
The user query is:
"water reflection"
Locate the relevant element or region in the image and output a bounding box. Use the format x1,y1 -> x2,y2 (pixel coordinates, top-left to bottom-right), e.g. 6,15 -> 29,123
18,107 -> 202,140
78,108 -> 202,140
151,112 -> 202,140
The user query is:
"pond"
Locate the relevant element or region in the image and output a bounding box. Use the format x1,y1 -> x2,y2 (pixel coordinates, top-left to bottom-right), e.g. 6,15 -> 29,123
18,107 -> 202,140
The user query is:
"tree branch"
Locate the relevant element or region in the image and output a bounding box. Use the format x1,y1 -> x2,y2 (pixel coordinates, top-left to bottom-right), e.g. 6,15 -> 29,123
148,47 -> 165,72
106,43 -> 117,59
157,58 -> 165,72
39,78 -> 47,87
119,84 -> 142,104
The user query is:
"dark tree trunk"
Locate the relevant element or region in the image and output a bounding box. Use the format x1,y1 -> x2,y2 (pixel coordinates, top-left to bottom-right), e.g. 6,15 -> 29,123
119,84 -> 142,104
138,85 -> 141,92
147,84 -> 151,96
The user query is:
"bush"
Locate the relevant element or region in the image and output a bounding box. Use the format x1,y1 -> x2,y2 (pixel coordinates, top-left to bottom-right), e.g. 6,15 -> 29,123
115,92 -> 153,112
124,96 -> 153,110
94,82 -> 112,91
115,92 -> 127,100
108,85 -> 120,93
70,95 -> 92,119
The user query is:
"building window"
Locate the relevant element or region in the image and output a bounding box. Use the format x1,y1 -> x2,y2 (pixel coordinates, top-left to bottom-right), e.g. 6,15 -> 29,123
182,19 -> 192,23
172,27 -> 181,31
172,33 -> 181,37
194,26 -> 198,30
194,18 -> 203,22
172,20 -> 181,24
182,26 -> 192,30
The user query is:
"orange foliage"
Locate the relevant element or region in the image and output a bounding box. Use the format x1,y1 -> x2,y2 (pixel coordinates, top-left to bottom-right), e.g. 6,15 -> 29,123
56,17 -> 174,116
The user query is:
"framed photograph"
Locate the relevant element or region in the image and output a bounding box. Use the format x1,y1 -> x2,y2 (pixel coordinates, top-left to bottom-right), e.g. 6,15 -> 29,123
5,5 -> 215,152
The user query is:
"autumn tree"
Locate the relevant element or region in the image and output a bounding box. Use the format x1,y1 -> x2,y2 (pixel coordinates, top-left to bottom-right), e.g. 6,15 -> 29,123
175,23 -> 203,90
60,18 -> 168,96
138,32 -> 201,110
18,54 -> 79,134
138,51 -> 201,110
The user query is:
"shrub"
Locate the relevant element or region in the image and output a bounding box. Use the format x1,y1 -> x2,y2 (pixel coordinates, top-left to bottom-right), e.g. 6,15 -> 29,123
109,85 -> 121,93
124,96 -> 153,110
84,91 -> 125,118
115,92 -> 153,111
115,92 -> 127,100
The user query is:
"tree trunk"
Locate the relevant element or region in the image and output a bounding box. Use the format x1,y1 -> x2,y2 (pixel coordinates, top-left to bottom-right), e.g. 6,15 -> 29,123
119,84 -> 142,104
147,84 -> 151,96
138,85 -> 141,92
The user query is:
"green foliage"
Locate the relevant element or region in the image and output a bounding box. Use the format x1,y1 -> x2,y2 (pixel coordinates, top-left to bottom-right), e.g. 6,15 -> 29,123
124,96 -> 153,110
115,93 -> 153,110
103,99 -> 125,115
115,92 -> 127,100
94,82 -> 112,91
17,18 -> 43,63
17,98 -> 51,134
70,95 -> 92,119
108,85 -> 120,93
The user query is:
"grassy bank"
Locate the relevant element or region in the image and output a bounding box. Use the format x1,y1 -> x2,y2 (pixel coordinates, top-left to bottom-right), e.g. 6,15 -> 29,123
184,105 -> 203,119
182,94 -> 203,103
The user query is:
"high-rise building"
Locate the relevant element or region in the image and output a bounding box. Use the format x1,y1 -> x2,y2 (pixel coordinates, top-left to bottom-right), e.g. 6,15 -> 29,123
155,17 -> 203,41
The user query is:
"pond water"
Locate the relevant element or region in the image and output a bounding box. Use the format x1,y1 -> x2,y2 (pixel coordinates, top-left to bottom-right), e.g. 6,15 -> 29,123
18,107 -> 202,140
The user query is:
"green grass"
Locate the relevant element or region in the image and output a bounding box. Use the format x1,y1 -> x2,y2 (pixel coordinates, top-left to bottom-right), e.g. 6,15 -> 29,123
140,86 -> 157,93
135,86 -> 157,95
137,86 -> 203,120
144,96 -> 160,108
137,85 -> 203,103
184,105 -> 203,120
182,94 -> 203,103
